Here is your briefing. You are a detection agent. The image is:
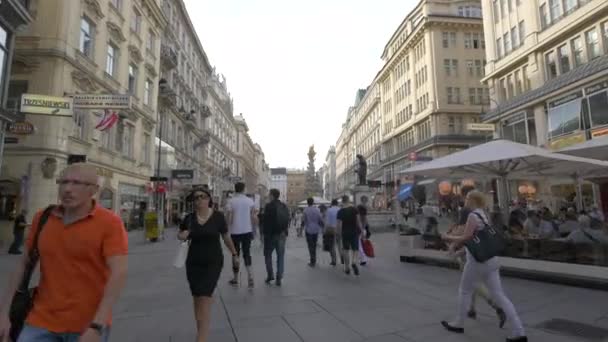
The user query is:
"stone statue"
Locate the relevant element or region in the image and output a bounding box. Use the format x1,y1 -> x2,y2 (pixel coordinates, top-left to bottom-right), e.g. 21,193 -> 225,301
355,154 -> 367,185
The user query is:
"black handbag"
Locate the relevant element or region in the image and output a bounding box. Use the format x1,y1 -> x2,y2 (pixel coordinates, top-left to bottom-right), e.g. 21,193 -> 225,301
464,212 -> 506,263
9,205 -> 55,341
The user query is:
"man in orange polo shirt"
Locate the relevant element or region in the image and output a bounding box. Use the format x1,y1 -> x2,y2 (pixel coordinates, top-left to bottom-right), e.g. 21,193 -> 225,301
0,163 -> 128,342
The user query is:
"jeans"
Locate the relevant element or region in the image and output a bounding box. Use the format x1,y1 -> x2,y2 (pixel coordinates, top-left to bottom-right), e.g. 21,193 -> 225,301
455,252 -> 525,337
231,232 -> 253,266
264,233 -> 286,279
305,233 -> 318,264
8,230 -> 24,253
18,324 -> 110,342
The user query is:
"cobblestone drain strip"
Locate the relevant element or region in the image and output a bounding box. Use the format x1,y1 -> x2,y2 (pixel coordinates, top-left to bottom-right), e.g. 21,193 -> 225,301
536,318 -> 608,341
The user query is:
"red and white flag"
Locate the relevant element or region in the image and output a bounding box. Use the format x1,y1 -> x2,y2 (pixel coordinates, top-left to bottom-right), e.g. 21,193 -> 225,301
95,109 -> 119,131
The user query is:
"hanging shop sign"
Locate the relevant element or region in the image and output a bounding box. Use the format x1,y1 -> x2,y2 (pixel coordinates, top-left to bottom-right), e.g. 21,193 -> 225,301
7,121 -> 35,135
72,94 -> 131,109
21,94 -> 73,116
171,169 -> 194,179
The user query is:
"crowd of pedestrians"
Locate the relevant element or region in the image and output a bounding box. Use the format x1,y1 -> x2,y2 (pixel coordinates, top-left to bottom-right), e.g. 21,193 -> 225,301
0,165 -> 543,342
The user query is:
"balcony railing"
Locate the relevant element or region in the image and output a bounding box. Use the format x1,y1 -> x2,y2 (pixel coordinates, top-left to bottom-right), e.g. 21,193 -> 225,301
161,44 -> 178,70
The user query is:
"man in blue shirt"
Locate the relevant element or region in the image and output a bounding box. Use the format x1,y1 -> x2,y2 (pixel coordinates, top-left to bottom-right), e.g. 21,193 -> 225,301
303,197 -> 323,267
324,199 -> 341,266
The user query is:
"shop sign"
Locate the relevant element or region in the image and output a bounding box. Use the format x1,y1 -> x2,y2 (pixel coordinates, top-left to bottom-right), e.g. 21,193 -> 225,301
592,127 -> 608,138
21,94 -> 73,116
72,94 -> 131,109
548,91 -> 583,108
7,121 -> 35,135
171,169 -> 194,179
97,167 -> 114,178
548,132 -> 586,150
467,123 -> 495,131
4,137 -> 18,144
585,80 -> 608,95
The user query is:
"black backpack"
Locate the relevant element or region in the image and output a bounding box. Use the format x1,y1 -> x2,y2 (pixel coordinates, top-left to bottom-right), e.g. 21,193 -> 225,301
275,202 -> 290,233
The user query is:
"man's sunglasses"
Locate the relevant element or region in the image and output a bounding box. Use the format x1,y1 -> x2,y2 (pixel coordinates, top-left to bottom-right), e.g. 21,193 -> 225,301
194,194 -> 210,200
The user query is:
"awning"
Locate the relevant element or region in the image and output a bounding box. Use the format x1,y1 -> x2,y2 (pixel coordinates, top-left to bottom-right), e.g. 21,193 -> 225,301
417,178 -> 436,186
397,183 -> 413,201
558,135 -> 608,161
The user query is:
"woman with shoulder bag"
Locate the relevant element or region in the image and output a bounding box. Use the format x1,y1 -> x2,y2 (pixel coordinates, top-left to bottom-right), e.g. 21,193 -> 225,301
440,191 -> 527,342
178,187 -> 238,342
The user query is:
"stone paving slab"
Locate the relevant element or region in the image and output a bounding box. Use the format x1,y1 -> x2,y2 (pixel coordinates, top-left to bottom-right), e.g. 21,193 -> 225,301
2,229 -> 608,341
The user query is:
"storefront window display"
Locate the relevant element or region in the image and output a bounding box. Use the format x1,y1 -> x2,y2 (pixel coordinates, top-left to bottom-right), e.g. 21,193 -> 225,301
547,95 -> 582,139
502,112 -> 537,146
99,188 -> 114,209
119,183 -> 149,230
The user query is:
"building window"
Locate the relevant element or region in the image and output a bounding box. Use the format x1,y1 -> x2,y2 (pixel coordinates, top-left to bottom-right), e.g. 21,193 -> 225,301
571,36 -> 585,67
79,17 -> 94,57
586,29 -> 600,60
447,87 -> 460,104
122,123 -> 134,158
73,109 -> 86,140
603,22 -> 608,54
497,38 -> 503,57
475,60 -> 483,77
444,59 -> 457,76
522,66 -> 530,91
466,60 -> 474,77
511,27 -> 518,48
128,64 -> 137,95
143,133 -> 151,164
493,0 -> 500,23
563,0 -> 577,14
588,90 -> 608,128
468,88 -> 477,105
548,98 -> 581,138
545,51 -> 558,79
110,0 -> 121,10
503,32 -> 511,54
558,44 -> 571,74
130,9 -> 142,34
540,4 -> 549,29
464,33 -> 472,49
514,70 -> 522,95
106,44 -> 118,77
519,21 -> 526,46
549,0 -> 561,23
144,79 -> 152,106
147,30 -> 156,53
442,32 -> 449,48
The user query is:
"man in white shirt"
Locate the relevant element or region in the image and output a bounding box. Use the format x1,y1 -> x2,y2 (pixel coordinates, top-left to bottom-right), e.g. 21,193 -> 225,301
324,199 -> 341,266
226,182 -> 257,288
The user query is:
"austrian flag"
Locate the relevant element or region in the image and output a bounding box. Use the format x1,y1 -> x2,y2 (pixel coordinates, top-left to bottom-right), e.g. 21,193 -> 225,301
95,109 -> 119,131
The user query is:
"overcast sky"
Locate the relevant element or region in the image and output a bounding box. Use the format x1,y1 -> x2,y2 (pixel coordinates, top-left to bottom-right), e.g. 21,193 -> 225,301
184,0 -> 416,169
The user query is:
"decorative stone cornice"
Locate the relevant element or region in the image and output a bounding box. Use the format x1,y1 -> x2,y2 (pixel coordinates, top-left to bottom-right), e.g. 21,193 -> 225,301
71,70 -> 99,92
106,21 -> 126,43
145,62 -> 158,77
141,0 -> 168,31
83,0 -> 104,20
119,109 -> 139,123
128,45 -> 143,64
142,117 -> 155,132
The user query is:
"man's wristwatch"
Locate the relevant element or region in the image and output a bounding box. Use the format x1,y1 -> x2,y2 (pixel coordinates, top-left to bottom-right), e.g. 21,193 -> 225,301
89,322 -> 104,335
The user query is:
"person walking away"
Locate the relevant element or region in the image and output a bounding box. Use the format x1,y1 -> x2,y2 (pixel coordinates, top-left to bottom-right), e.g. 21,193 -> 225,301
0,163 -> 128,342
441,191 -> 527,342
226,182 -> 257,288
178,187 -> 238,342
296,210 -> 304,237
324,200 -> 340,266
263,189 -> 289,286
302,198 -> 323,267
8,210 -> 27,255
357,205 -> 370,266
337,195 -> 362,275
447,186 -> 506,326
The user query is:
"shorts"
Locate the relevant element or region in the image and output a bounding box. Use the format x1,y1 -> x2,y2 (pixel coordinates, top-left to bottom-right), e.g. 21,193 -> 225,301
342,234 -> 359,251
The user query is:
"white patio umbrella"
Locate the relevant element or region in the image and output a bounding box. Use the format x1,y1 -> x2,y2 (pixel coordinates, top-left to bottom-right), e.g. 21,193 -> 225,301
399,140 -> 608,218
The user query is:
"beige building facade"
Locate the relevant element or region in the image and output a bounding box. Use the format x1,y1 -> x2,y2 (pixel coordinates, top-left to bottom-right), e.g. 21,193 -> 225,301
335,0 -> 488,205
286,169 -> 306,208
480,0 -> 608,211
1,0 -> 166,234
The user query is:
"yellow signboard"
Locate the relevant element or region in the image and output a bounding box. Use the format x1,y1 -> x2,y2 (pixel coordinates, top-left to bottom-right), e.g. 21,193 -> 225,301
145,212 -> 159,240
549,133 -> 586,150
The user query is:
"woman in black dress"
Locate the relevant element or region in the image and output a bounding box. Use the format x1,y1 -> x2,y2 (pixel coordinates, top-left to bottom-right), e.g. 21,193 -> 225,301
178,187 -> 238,342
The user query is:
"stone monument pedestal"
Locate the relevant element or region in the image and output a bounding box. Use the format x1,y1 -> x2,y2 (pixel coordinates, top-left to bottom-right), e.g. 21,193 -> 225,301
353,185 -> 373,207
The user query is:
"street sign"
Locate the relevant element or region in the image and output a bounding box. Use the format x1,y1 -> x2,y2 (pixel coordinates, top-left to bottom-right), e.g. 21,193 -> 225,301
72,94 -> 131,109
171,169 -> 194,179
7,121 -> 35,135
21,94 -> 73,116
150,176 -> 168,182
467,123 -> 496,131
